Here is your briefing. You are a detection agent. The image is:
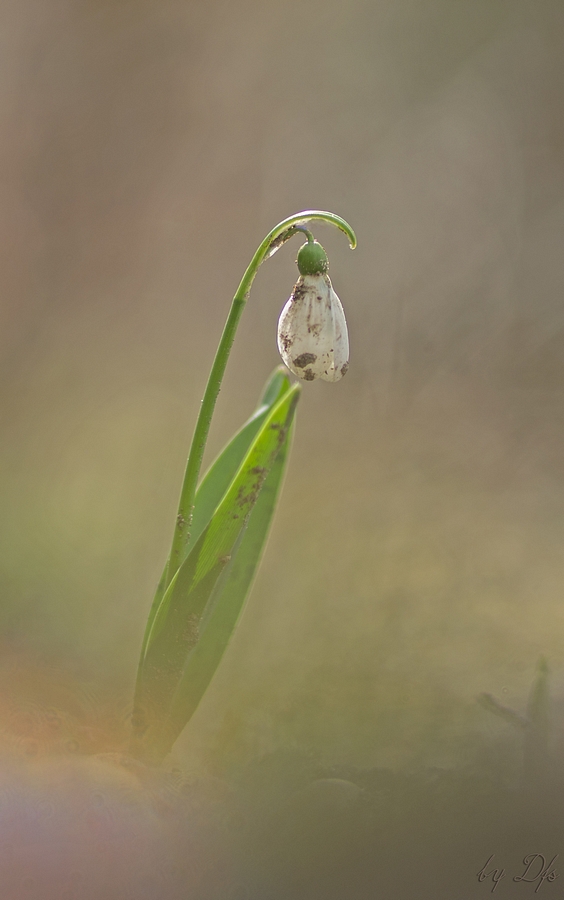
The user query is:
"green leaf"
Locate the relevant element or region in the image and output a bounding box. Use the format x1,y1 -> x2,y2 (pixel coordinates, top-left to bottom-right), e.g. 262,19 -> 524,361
157,420 -> 295,758
136,367 -> 292,669
133,381 -> 300,753
189,366 -> 291,550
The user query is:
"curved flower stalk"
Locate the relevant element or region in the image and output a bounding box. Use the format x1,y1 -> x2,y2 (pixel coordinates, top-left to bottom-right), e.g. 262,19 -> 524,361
131,211 -> 356,764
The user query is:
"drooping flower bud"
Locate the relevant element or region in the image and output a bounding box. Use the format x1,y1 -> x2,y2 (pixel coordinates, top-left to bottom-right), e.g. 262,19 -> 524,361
277,267 -> 349,382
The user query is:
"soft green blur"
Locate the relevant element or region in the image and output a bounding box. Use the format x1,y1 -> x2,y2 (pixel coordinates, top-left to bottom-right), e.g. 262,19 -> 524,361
1,0 -> 564,787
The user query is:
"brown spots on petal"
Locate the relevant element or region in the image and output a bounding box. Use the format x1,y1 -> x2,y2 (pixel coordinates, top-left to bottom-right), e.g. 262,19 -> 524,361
293,352 -> 317,368
341,362 -> 349,376
291,281 -> 308,302
279,333 -> 292,353
303,368 -> 315,381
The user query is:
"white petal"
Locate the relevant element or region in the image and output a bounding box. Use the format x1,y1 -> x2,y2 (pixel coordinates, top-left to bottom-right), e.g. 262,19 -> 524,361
277,275 -> 349,382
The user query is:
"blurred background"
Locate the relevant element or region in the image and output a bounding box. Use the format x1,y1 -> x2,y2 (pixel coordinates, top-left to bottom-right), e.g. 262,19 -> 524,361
0,0 -> 564,780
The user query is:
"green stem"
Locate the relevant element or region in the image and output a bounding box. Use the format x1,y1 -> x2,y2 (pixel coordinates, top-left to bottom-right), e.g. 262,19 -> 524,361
294,226 -> 315,244
165,210 -> 356,586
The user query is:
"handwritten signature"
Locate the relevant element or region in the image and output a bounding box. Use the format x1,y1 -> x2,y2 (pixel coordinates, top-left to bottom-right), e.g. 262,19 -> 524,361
478,854 -> 559,893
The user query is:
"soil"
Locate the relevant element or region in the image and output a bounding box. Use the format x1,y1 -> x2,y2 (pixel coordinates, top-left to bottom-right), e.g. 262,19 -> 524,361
1,658 -> 562,900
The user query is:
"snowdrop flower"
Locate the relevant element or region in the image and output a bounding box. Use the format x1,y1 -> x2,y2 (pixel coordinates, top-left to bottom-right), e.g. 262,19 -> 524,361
277,238 -> 349,382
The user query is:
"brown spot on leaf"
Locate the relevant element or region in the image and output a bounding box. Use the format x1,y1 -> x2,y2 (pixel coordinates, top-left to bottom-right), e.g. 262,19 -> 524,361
182,613 -> 200,651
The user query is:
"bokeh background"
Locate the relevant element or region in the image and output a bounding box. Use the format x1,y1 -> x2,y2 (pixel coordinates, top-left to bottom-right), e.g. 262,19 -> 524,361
1,0 -> 564,786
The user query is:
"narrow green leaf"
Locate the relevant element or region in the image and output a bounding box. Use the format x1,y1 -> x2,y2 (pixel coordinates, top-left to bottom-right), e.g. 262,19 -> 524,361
133,384 -> 300,748
136,367 -> 291,669
145,383 -> 299,655
190,366 -> 291,549
159,421 -> 295,756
